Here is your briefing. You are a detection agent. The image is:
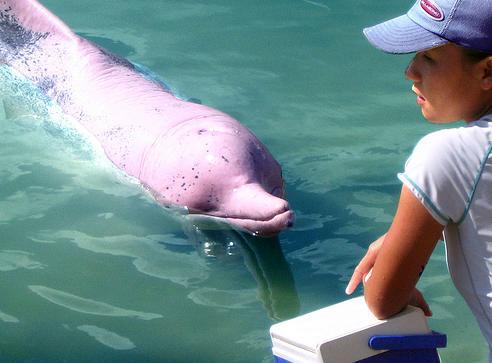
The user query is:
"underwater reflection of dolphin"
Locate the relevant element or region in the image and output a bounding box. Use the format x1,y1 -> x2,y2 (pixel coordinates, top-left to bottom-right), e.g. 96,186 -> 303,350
0,0 -> 294,236
187,226 -> 300,321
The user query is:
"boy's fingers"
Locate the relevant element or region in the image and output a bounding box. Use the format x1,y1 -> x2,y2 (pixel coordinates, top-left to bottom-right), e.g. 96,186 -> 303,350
346,236 -> 385,295
346,256 -> 372,294
409,289 -> 432,316
345,276 -> 361,295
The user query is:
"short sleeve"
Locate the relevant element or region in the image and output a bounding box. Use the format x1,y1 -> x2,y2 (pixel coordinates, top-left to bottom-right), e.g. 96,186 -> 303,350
397,129 -> 474,225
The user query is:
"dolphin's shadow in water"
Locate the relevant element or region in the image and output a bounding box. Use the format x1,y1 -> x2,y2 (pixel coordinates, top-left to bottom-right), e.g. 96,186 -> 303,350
78,33 -> 137,59
183,223 -> 300,321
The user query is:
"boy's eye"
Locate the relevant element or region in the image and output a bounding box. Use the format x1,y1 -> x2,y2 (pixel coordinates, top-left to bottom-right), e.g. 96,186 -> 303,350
422,53 -> 433,61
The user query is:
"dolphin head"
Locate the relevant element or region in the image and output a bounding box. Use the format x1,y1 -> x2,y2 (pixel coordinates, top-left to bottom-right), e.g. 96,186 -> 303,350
139,115 -> 294,237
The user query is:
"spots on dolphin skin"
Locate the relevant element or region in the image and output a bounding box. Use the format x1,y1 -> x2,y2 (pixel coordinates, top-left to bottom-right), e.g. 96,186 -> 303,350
103,126 -> 124,140
0,6 -> 49,61
0,4 -> 74,109
37,77 -> 56,93
206,185 -> 220,205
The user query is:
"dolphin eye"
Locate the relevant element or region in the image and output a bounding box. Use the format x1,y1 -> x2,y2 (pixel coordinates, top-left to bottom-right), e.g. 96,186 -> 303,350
271,186 -> 283,198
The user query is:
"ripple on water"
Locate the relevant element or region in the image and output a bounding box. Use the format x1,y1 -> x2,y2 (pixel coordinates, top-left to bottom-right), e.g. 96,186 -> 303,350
426,302 -> 455,320
77,325 -> 136,350
0,189 -> 67,224
33,230 -> 209,287
334,223 -> 373,236
289,211 -> 336,232
235,329 -> 272,352
29,285 -> 162,320
353,190 -> 395,205
346,204 -> 393,224
300,0 -> 330,10
0,309 -> 19,323
187,287 -> 257,309
288,238 -> 366,281
0,250 -> 45,271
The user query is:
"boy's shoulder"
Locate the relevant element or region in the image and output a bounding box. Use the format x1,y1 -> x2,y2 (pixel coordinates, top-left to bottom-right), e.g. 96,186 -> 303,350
413,128 -> 460,158
416,123 -> 492,159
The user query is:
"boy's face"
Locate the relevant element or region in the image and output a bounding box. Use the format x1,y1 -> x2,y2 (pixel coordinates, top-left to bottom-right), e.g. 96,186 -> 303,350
405,43 -> 492,123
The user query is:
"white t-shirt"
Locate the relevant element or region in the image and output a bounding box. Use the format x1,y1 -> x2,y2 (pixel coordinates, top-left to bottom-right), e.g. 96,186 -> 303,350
398,115 -> 492,351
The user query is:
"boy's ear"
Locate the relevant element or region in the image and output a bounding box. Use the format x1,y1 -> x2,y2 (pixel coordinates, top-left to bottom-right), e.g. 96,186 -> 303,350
479,57 -> 492,90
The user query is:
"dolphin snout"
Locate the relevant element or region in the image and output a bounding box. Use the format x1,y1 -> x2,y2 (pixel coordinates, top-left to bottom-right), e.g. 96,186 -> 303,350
229,208 -> 294,237
218,183 -> 294,237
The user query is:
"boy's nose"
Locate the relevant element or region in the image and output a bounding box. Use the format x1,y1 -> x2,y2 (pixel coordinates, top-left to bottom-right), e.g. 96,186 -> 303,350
405,57 -> 419,81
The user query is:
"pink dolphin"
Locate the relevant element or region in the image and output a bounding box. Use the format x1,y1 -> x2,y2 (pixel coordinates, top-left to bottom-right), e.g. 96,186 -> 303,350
0,0 -> 294,236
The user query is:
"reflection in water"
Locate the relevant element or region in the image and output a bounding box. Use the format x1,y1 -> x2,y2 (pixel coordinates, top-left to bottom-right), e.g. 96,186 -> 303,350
184,224 -> 300,321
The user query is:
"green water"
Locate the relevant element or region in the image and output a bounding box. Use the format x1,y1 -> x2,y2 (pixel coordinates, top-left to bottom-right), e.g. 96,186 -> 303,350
0,0 -> 488,362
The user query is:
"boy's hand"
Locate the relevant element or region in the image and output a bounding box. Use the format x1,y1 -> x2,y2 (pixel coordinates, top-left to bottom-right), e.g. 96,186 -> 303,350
345,234 -> 386,295
409,288 -> 432,316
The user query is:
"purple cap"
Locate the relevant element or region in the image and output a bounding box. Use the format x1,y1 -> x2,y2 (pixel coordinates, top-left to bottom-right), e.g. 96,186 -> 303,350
364,0 -> 492,54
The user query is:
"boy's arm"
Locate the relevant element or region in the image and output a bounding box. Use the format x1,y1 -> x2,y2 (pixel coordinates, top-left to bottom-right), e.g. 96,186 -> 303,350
347,185 -> 444,319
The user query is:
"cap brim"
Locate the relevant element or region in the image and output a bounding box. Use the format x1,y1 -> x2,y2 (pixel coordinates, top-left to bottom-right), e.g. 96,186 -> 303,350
363,14 -> 448,54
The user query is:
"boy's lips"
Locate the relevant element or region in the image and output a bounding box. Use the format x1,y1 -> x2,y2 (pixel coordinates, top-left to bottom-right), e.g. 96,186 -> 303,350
412,85 -> 426,105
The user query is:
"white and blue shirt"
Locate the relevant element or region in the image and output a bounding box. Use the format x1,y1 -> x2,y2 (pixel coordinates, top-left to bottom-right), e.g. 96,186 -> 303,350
398,115 -> 492,351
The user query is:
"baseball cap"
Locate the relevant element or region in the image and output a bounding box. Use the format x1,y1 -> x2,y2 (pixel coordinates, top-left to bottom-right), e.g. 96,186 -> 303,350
363,0 -> 492,54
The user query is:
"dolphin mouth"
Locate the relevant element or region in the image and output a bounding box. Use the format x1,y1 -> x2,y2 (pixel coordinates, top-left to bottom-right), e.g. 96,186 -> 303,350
225,209 -> 295,237
198,200 -> 291,221
186,209 -> 295,237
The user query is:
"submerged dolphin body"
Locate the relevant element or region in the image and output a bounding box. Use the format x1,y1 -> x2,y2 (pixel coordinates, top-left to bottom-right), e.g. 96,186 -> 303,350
0,0 -> 294,236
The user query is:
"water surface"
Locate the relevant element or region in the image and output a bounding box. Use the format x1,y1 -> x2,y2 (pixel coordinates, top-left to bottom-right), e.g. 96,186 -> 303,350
0,0 -> 488,362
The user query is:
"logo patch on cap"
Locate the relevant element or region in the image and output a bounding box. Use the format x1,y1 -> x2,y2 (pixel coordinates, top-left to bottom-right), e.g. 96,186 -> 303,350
420,0 -> 444,21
